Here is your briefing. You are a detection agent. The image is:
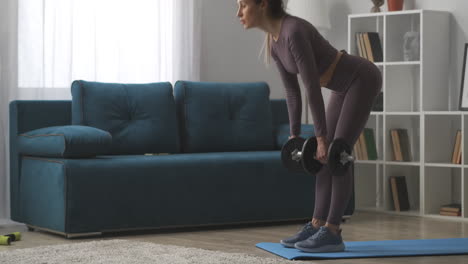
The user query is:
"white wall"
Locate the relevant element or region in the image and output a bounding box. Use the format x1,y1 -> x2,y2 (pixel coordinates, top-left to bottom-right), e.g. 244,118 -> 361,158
200,0 -> 316,123
200,0 -> 468,120
200,0 -> 282,93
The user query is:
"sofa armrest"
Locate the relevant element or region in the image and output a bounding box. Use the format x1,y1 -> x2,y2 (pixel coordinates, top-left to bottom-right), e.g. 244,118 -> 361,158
19,125 -> 112,158
10,100 -> 72,221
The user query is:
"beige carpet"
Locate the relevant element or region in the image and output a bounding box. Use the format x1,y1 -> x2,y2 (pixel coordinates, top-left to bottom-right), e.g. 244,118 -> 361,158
0,239 -> 293,264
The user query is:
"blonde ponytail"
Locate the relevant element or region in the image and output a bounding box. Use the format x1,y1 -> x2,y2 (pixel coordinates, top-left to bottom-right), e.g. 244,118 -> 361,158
259,33 -> 273,66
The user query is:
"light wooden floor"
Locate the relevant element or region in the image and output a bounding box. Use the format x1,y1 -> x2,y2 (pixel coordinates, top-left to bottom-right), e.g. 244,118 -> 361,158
1,211 -> 467,263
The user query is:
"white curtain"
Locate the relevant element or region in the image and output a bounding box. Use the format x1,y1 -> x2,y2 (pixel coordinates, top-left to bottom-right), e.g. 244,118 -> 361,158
0,0 -> 18,221
18,0 -> 201,91
0,0 -> 201,220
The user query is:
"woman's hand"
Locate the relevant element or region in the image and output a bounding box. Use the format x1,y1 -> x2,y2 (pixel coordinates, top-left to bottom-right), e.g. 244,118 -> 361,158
315,136 -> 329,164
288,135 -> 299,140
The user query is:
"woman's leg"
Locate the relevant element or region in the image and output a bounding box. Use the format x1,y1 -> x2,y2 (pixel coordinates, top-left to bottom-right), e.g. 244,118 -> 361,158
326,62 -> 382,228
312,91 -> 346,228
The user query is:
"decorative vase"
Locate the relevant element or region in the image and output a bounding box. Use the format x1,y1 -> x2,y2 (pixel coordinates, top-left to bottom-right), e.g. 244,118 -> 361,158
388,0 -> 404,11
371,0 -> 384,13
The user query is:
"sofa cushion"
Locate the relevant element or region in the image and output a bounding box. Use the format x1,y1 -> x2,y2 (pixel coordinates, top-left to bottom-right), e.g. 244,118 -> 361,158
174,81 -> 275,152
19,125 -> 112,158
71,80 -> 179,155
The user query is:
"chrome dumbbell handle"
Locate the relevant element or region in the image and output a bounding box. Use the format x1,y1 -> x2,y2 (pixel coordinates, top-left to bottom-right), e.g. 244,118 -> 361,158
339,151 -> 355,165
291,149 -> 303,162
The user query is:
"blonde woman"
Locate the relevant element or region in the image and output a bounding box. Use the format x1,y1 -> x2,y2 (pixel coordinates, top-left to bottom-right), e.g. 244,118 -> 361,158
236,0 -> 382,253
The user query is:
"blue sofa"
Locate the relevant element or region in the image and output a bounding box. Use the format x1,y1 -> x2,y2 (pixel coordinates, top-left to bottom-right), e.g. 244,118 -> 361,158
9,80 -> 353,238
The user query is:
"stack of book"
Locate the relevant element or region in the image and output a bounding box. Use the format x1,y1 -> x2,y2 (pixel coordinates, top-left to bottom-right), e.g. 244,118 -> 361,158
355,32 -> 383,62
353,128 -> 378,160
451,130 -> 462,164
439,203 -> 461,217
389,128 -> 412,162
389,176 -> 410,212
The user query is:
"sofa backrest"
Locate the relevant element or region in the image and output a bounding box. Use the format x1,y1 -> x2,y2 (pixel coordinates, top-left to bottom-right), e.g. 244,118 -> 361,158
174,81 -> 275,153
71,80 -> 180,155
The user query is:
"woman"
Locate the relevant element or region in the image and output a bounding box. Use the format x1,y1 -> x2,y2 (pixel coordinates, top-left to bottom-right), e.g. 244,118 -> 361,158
236,0 -> 382,253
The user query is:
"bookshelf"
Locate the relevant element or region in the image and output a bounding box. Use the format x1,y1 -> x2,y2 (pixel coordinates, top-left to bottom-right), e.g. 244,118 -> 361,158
348,10 -> 468,221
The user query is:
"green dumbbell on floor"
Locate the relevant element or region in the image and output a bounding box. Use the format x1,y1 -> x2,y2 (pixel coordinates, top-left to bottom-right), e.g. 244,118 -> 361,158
0,232 -> 21,245
5,232 -> 21,242
0,236 -> 11,245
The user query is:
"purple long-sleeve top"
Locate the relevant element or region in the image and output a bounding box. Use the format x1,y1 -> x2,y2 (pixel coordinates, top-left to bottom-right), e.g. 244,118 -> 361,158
271,14 -> 361,138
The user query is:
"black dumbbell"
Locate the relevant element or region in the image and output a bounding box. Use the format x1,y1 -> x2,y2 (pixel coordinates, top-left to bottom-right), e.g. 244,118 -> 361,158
281,137 -> 354,176
281,137 -> 323,174
327,138 -> 355,176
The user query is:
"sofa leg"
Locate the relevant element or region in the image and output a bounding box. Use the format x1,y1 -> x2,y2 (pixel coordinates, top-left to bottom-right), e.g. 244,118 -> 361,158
65,232 -> 102,239
25,224 -> 102,239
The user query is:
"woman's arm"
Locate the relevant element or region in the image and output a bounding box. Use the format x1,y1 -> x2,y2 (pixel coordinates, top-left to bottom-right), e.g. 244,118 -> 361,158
271,50 -> 303,137
288,30 -> 327,139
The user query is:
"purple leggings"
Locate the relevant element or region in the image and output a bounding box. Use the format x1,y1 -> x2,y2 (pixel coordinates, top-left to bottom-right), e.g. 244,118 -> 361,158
313,59 -> 382,225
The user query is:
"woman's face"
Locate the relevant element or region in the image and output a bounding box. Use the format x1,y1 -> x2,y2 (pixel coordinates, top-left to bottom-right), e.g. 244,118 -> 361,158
237,0 -> 264,29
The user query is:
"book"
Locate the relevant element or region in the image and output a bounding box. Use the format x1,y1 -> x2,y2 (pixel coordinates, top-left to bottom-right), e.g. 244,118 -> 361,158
363,33 -> 375,62
390,129 -> 403,161
439,211 -> 461,217
452,130 -> 461,164
389,176 -> 410,211
367,32 -> 383,62
353,141 -> 361,160
398,129 -> 412,162
359,33 -> 369,59
359,132 -> 368,160
440,203 -> 461,213
364,128 -> 378,160
356,33 -> 364,58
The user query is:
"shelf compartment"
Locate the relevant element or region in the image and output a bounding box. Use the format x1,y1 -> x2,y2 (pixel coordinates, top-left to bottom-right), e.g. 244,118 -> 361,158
421,11 -> 451,111
424,167 -> 462,217
354,115 -> 383,161
424,115 -> 461,164
355,163 -> 384,210
385,13 -> 421,63
385,64 -> 420,112
385,115 -> 420,162
384,165 -> 420,213
348,16 -> 383,60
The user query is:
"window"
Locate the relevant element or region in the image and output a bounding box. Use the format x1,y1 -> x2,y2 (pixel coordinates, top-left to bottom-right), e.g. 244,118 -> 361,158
18,0 -> 186,88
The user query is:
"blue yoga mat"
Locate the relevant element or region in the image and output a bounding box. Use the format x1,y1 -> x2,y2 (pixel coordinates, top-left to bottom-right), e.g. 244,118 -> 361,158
256,238 -> 468,260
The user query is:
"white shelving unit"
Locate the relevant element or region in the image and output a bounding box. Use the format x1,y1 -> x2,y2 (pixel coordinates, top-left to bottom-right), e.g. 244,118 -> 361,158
348,10 -> 468,221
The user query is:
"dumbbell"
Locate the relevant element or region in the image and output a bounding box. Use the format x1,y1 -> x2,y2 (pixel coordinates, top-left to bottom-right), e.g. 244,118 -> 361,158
281,137 -> 354,176
0,236 -> 11,246
5,232 -> 21,242
0,232 -> 21,246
